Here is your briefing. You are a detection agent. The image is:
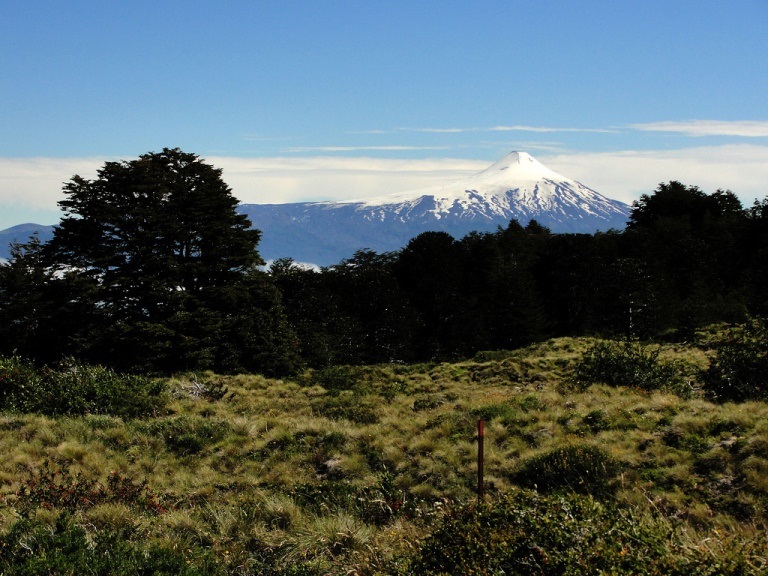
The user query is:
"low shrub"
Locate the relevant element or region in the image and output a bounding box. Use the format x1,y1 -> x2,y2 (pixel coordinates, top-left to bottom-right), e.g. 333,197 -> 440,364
253,430 -> 347,471
510,444 -> 621,497
0,355 -> 40,410
471,402 -> 517,423
474,350 -> 516,362
574,340 -> 689,396
702,318 -> 768,402
582,409 -> 609,432
0,355 -> 165,418
410,490 -> 768,575
14,462 -> 165,515
291,472 -> 406,526
412,395 -> 445,412
0,514 -> 223,576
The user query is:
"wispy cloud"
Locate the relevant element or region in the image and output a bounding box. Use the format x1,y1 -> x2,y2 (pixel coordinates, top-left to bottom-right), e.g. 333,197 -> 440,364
0,157 -> 105,208
405,127 -> 477,133
208,155 -> 486,204
540,144 -> 768,204
240,134 -> 295,142
0,156 -> 112,228
352,125 -> 616,135
281,145 -> 452,153
631,120 -> 768,138
475,140 -> 566,153
488,125 -> 617,134
357,121 -> 768,138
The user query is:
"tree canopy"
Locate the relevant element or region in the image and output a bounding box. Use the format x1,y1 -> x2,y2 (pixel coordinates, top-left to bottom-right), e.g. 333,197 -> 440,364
0,149 -> 299,374
49,148 -> 261,293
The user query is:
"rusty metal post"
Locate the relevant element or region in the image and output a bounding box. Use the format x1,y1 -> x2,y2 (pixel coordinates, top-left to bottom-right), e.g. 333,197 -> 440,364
477,419 -> 485,501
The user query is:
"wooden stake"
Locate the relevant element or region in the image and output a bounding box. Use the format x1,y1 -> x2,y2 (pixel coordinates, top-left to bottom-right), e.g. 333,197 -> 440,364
478,419 -> 485,501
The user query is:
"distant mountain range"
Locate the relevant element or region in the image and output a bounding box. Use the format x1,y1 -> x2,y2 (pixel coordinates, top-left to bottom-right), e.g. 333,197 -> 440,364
1,152 -> 630,266
0,223 -> 55,262
238,152 -> 630,265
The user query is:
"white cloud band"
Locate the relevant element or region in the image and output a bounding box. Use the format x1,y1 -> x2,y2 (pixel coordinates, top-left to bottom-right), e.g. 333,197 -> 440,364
2,145 -> 767,229
631,120 -> 768,138
541,144 -> 768,205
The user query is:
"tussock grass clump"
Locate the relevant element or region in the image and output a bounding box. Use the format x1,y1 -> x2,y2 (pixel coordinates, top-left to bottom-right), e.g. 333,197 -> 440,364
140,416 -> 233,456
510,444 -> 621,497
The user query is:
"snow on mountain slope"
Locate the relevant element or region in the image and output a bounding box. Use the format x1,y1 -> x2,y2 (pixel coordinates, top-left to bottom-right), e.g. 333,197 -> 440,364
337,151 -> 628,225
353,151 -> 564,206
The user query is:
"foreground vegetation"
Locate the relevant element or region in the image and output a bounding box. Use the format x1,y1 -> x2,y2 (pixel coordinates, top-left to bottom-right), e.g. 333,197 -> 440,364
1,328 -> 767,574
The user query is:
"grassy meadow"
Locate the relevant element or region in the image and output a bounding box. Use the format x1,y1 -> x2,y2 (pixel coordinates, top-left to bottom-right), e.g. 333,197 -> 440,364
1,333 -> 767,574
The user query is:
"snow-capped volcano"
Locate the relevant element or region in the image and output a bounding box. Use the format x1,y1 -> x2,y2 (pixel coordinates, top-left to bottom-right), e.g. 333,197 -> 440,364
237,151 -> 630,265
356,151 -> 568,206
335,151 -> 628,227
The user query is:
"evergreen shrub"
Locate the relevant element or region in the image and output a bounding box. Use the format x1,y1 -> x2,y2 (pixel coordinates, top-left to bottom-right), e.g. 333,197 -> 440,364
291,472 -> 405,525
314,393 -> 379,424
574,340 -> 689,396
411,490 -> 768,575
0,356 -> 165,418
15,462 -> 165,515
0,513 -> 223,576
702,318 -> 768,402
142,416 -> 233,456
309,365 -> 361,392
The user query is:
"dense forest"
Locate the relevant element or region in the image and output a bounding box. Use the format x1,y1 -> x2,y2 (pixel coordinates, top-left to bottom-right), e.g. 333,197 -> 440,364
1,149 -> 767,375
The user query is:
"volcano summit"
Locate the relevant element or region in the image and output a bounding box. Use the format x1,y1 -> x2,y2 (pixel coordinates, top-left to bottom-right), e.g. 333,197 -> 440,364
238,152 -> 630,266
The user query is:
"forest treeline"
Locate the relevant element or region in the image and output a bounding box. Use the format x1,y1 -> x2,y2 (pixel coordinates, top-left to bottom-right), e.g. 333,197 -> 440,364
1,149 -> 766,375
272,181 -> 768,368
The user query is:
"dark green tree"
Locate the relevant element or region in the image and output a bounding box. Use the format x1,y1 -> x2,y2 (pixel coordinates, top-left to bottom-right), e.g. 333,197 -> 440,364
0,237 -> 55,356
743,199 -> 768,317
393,231 -> 465,359
270,258 -> 341,367
628,181 -> 742,230
459,227 -> 546,351
625,182 -> 750,334
533,232 -> 618,336
49,148 -> 260,300
9,148 -> 298,374
325,249 -> 417,364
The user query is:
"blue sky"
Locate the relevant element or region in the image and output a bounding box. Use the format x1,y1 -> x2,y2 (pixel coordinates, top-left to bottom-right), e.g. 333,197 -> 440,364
2,0 -> 767,229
